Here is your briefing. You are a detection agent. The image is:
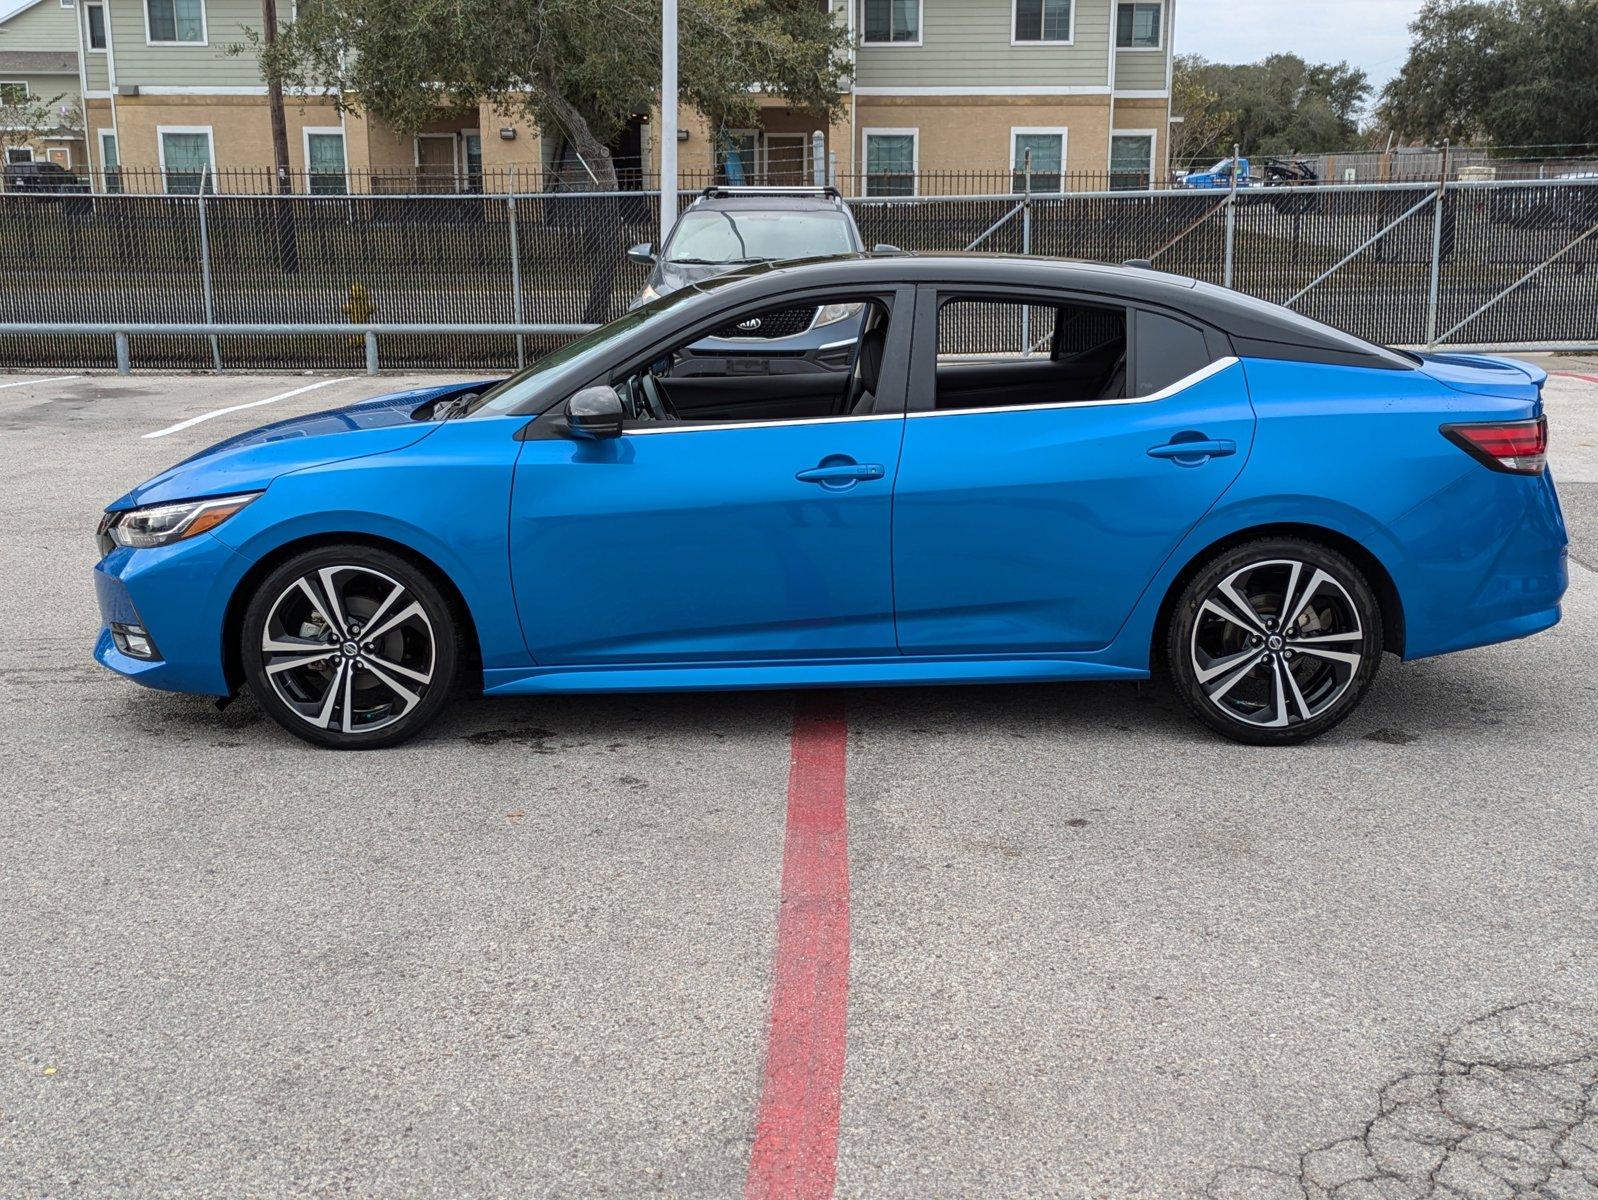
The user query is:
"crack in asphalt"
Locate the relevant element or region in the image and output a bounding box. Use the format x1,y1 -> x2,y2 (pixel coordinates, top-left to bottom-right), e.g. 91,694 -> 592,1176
1204,1000 -> 1598,1199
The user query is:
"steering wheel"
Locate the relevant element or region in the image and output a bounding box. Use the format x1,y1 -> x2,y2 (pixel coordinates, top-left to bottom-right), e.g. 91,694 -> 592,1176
639,371 -> 676,421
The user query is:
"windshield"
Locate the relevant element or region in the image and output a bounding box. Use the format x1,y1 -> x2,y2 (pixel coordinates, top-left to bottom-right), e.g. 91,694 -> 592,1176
463,287 -> 703,417
664,209 -> 856,266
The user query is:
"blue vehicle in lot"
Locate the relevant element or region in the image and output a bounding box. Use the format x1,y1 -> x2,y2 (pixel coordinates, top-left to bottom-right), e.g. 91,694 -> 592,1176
93,254 -> 1567,748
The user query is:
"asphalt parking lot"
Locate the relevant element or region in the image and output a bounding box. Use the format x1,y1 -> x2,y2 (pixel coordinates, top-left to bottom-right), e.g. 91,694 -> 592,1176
3,361 -> 1597,1199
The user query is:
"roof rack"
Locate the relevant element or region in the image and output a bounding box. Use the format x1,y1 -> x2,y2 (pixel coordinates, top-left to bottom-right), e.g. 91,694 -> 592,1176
697,185 -> 843,201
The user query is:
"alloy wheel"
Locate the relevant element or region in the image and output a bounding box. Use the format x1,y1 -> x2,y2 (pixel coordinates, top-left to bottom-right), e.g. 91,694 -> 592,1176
258,564 -> 436,735
1189,558 -> 1365,730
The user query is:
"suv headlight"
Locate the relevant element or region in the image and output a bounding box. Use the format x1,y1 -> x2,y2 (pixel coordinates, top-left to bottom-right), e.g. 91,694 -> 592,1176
100,492 -> 260,552
814,302 -> 864,328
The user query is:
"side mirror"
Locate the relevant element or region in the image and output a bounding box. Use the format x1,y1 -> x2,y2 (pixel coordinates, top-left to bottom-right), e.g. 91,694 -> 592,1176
627,242 -> 657,266
564,385 -> 625,440
872,243 -> 903,255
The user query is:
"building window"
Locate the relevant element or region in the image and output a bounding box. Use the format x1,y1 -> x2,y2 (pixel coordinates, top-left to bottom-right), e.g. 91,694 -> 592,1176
159,127 -> 213,192
1109,131 -> 1155,189
99,129 -> 121,192
304,129 -> 346,194
863,129 -> 916,197
146,0 -> 205,44
862,0 -> 919,44
1014,0 -> 1071,43
1116,1 -> 1162,48
86,3 -> 108,49
714,129 -> 757,184
0,81 -> 30,104
1012,129 -> 1066,192
6,147 -> 35,164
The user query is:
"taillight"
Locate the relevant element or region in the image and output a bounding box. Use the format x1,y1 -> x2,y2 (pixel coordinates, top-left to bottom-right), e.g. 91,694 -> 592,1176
1441,416 -> 1548,475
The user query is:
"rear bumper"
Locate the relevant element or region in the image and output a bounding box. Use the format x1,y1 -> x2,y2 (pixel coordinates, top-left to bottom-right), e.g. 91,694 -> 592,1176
1395,466 -> 1569,660
91,533 -> 250,697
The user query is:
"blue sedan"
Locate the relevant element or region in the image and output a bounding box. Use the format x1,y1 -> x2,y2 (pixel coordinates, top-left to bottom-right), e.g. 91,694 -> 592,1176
92,255 -> 1568,748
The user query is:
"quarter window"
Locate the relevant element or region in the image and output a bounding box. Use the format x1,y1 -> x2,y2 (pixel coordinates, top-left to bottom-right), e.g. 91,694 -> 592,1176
146,0 -> 205,43
862,0 -> 919,44
1132,311 -> 1210,396
1116,1 -> 1161,48
1015,0 -> 1071,42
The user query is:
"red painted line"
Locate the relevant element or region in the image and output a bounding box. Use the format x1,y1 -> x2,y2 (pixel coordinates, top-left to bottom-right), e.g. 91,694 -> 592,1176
745,693 -> 851,1200
1553,372 -> 1598,385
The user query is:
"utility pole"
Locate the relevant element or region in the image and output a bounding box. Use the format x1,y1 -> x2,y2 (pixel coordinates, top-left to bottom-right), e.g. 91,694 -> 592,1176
659,0 -> 678,248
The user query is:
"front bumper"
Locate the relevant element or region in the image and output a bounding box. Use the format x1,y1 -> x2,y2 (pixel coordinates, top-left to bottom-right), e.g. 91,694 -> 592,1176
91,533 -> 251,697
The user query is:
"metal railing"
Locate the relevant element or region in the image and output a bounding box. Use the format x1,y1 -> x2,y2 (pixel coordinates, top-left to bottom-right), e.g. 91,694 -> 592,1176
2,172 -> 1596,372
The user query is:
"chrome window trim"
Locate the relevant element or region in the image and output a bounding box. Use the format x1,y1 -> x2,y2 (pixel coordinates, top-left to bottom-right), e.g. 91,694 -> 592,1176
910,356 -> 1239,419
624,412 -> 906,437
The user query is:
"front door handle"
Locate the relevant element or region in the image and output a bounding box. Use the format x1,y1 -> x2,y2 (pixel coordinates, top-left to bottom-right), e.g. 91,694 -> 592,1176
796,461 -> 886,487
1147,437 -> 1236,464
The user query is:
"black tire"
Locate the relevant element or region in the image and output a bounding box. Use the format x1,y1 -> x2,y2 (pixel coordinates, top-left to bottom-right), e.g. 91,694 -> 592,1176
1166,537 -> 1383,746
240,544 -> 461,749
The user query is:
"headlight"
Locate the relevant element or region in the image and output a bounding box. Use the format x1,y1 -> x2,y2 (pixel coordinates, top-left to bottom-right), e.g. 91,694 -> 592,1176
814,302 -> 864,328
102,492 -> 260,551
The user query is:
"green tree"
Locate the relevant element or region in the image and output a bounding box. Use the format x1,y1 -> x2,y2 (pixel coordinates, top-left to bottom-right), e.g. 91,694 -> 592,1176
1175,53 -> 1371,165
256,0 -> 852,190
1169,54 -> 1235,171
0,88 -> 67,167
1378,0 -> 1598,149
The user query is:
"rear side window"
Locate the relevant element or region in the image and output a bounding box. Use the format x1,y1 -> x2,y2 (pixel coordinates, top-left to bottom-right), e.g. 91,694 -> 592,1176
1132,310 -> 1212,396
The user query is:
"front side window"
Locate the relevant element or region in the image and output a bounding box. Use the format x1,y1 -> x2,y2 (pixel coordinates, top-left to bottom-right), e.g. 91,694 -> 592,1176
86,2 -> 108,47
1116,1 -> 1161,47
864,131 -> 915,197
613,294 -> 894,425
305,131 -> 346,194
1012,130 -> 1065,192
1109,133 -> 1154,189
862,0 -> 918,44
664,209 -> 857,266
1015,0 -> 1071,42
160,130 -> 211,192
146,0 -> 205,43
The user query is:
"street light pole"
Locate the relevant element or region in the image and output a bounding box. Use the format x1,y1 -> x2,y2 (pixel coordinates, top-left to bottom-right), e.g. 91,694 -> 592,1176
659,0 -> 678,248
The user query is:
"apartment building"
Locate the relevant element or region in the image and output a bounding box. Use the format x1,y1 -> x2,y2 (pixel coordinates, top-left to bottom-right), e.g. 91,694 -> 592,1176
0,0 -> 85,168
57,0 -> 1172,194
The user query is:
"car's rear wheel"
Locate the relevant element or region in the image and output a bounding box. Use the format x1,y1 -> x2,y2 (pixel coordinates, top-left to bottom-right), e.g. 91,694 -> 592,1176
241,545 -> 459,749
1167,538 -> 1383,745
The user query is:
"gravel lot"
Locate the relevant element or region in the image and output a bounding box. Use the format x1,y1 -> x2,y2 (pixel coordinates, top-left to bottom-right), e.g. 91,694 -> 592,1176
2,360 -> 1595,1198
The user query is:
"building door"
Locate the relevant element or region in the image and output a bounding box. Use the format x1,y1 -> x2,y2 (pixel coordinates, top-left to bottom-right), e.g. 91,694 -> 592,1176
766,134 -> 808,185
414,134 -> 456,192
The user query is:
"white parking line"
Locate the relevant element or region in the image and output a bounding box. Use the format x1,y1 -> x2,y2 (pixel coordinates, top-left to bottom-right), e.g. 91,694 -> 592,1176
143,378 -> 351,440
0,375 -> 82,391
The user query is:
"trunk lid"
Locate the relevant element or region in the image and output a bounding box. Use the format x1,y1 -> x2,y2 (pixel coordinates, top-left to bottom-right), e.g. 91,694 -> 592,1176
1412,351 -> 1547,401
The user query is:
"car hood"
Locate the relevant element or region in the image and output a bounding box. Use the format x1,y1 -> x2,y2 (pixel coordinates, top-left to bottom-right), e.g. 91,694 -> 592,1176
107,380 -> 489,511
1412,351 -> 1548,400
654,258 -> 762,296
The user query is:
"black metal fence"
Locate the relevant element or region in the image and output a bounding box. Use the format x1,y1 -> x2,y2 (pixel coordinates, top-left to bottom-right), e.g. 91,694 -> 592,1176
2,178 -> 1595,371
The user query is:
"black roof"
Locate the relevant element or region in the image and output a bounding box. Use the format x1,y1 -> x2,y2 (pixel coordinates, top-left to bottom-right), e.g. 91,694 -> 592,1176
691,253 -> 1413,371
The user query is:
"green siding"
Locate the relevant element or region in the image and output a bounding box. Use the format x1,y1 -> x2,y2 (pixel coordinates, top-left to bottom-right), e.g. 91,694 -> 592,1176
0,69 -> 80,104
855,0 -> 1113,90
108,0 -> 265,87
1113,48 -> 1165,91
83,35 -> 107,89
0,0 -> 79,52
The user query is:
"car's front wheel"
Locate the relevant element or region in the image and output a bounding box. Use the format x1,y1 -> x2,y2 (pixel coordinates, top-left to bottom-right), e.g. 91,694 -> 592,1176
1167,538 -> 1384,745
240,545 -> 460,749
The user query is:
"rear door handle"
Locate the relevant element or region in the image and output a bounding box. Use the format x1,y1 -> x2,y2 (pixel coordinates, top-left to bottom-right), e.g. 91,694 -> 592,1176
1147,437 -> 1236,463
796,462 -> 886,485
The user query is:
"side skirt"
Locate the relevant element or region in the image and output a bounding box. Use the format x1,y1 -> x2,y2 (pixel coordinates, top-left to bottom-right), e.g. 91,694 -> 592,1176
481,656 -> 1149,696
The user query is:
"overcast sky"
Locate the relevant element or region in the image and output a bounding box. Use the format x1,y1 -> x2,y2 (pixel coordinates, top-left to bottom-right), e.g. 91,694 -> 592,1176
1177,0 -> 1425,91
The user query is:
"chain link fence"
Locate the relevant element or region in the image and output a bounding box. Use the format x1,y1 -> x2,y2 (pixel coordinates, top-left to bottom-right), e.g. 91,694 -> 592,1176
1,178 -> 1595,372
